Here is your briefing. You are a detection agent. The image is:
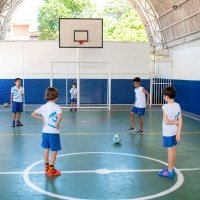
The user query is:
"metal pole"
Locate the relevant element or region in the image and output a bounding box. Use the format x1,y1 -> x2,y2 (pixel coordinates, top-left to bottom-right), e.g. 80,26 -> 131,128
50,61 -> 53,87
149,54 -> 153,107
77,48 -> 80,108
108,63 -> 111,110
22,41 -> 25,110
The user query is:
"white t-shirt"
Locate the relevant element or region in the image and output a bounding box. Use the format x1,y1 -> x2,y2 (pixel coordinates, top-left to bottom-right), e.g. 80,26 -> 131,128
34,101 -> 62,134
134,86 -> 146,108
70,88 -> 77,99
162,102 -> 181,136
11,86 -> 24,102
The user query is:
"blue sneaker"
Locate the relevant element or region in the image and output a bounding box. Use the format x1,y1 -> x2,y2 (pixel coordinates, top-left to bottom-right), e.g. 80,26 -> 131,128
158,169 -> 175,178
161,168 -> 175,173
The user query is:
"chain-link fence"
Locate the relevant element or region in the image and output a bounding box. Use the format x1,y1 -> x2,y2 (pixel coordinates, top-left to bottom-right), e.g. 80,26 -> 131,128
111,78 -> 150,105
0,71 -> 150,110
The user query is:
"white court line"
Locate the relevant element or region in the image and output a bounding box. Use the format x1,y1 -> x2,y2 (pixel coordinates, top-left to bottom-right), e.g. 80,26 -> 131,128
178,168 -> 200,171
22,152 -> 184,200
182,113 -> 200,122
1,168 -> 200,175
0,172 -> 23,175
0,131 -> 200,136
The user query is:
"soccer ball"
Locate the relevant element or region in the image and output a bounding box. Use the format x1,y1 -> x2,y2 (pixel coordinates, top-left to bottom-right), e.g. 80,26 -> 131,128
113,134 -> 122,144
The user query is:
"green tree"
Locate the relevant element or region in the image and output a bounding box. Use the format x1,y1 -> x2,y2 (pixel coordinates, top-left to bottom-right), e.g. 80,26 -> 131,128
38,0 -> 95,40
98,0 -> 148,42
37,0 -> 147,42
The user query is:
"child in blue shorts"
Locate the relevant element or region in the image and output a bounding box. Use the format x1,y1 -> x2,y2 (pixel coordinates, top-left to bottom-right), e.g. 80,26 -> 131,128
10,78 -> 24,127
128,77 -> 150,134
31,87 -> 62,176
158,86 -> 182,178
69,83 -> 77,111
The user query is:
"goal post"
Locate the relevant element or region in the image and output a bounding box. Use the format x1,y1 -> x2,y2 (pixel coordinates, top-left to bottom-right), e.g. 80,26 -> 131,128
50,61 -> 111,110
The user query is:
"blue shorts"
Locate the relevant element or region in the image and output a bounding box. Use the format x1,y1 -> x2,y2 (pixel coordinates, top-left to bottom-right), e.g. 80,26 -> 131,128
71,98 -> 77,103
131,106 -> 145,116
12,102 -> 23,113
163,136 -> 177,147
41,133 -> 61,151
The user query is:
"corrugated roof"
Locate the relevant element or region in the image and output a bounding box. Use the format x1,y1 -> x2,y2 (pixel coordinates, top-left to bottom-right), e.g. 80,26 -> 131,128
130,0 -> 200,51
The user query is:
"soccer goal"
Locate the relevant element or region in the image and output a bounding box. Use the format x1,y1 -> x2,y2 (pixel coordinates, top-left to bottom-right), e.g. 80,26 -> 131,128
50,61 -> 111,110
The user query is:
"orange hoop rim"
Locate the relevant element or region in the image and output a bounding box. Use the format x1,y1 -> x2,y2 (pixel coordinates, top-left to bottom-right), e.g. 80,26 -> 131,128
78,40 -> 87,45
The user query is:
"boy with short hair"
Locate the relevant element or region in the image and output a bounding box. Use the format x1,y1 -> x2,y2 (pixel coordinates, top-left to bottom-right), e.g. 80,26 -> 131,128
69,83 -> 77,111
10,78 -> 24,127
128,77 -> 150,134
31,87 -> 62,176
158,86 -> 182,178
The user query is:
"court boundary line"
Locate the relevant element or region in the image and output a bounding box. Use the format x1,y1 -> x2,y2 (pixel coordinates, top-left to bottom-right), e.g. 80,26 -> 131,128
182,113 -> 200,122
0,131 -> 199,136
0,167 -> 200,175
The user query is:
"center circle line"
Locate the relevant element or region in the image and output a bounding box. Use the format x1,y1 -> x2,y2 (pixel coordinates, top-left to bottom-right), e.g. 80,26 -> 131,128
23,152 -> 184,200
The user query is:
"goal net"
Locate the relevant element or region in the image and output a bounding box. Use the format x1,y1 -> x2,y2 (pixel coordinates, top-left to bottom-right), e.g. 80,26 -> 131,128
50,61 -> 111,110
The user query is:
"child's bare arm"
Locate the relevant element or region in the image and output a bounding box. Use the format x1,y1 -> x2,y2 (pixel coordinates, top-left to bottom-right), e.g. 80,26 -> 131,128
31,112 -> 43,120
56,113 -> 62,129
143,88 -> 150,105
163,110 -> 178,125
176,113 -> 182,142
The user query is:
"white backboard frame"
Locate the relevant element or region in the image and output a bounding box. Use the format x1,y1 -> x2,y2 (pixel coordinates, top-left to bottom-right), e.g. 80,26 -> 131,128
59,18 -> 103,48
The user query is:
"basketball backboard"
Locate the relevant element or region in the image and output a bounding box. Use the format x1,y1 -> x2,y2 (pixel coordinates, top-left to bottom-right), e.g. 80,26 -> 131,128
59,18 -> 103,48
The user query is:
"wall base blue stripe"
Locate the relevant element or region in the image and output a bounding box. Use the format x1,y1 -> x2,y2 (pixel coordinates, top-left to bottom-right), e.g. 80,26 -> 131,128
173,80 -> 200,115
1,78 -> 199,115
0,78 -> 148,105
0,79 -> 14,104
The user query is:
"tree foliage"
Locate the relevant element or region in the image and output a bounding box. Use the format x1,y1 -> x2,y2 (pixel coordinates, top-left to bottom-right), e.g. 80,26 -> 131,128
37,0 -> 148,42
38,0 -> 95,40
99,0 -> 148,42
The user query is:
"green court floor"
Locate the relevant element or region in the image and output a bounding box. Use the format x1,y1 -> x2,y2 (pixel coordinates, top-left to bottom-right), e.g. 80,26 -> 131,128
0,108 -> 200,200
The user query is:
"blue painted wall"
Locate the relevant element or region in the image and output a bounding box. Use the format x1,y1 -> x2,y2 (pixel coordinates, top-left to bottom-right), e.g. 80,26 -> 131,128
53,79 -> 108,104
111,79 -> 150,104
173,80 -> 200,115
53,79 -> 66,104
1,78 -> 149,105
0,79 -> 14,104
1,78 -> 199,115
80,79 -> 108,104
24,79 -> 50,104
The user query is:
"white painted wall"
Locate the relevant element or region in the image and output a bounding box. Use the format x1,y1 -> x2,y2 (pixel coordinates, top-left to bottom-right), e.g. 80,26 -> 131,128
1,40 -> 199,81
156,40 -> 200,80
171,42 -> 200,80
0,41 -> 150,79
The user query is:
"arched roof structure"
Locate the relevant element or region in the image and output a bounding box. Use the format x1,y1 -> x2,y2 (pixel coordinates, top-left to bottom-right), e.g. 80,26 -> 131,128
130,0 -> 200,51
0,0 -> 23,39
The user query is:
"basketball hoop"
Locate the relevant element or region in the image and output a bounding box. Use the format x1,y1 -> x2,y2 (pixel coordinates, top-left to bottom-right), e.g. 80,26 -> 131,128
78,40 -> 87,45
